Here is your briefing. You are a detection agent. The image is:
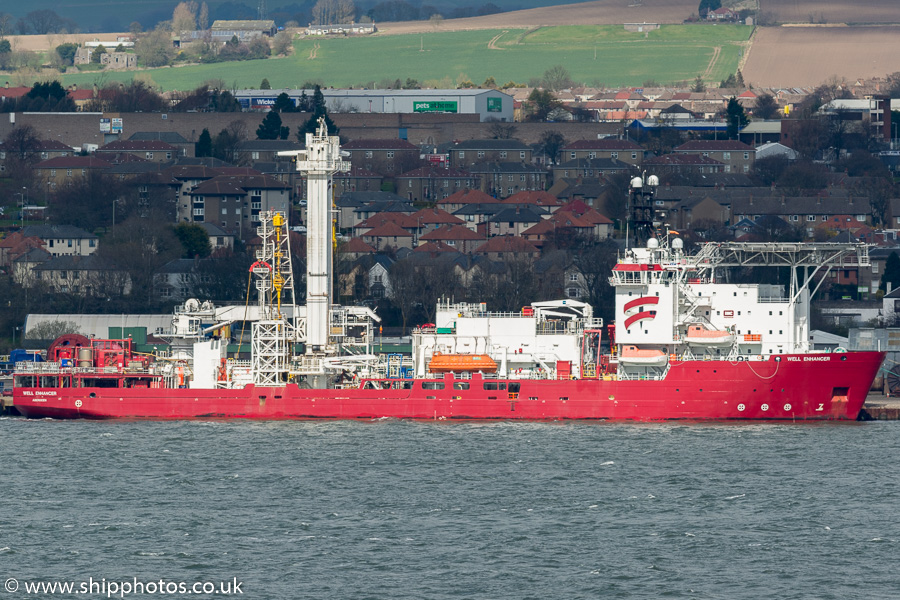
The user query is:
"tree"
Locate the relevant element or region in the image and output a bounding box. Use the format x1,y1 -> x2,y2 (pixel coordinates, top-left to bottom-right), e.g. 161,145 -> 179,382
196,128 -> 213,157
272,30 -> 293,55
91,44 -> 107,63
570,238 -> 619,321
725,96 -> 748,139
260,78 -> 271,89
312,0 -> 356,25
0,39 -> 10,54
98,216 -> 182,310
198,1 -> 210,30
298,85 -> 338,139
212,120 -> 248,162
174,223 -> 212,258
698,0 -> 721,17
753,92 -> 779,120
542,64 -> 573,92
488,121 -> 517,139
257,110 -> 289,140
429,13 -> 443,29
135,25 -> 174,67
272,92 -> 296,112
538,130 -> 565,164
27,320 -> 82,342
881,252 -> 900,294
55,43 -> 78,66
525,88 -> 559,122
692,75 -> 706,92
172,1 -> 198,38
2,124 -> 41,182
17,9 -> 75,34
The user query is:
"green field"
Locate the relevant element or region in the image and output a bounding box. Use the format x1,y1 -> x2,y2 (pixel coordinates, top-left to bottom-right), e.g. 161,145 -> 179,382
58,24 -> 752,91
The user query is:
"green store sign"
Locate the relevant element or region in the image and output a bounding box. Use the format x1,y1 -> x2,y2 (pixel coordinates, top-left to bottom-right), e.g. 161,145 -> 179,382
414,101 -> 458,113
487,97 -> 502,112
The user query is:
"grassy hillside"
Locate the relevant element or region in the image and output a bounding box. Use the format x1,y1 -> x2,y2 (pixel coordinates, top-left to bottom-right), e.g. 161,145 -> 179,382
57,24 -> 751,91
7,0 -> 610,33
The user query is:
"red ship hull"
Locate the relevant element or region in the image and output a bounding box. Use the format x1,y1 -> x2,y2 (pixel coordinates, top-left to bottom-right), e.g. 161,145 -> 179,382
13,352 -> 884,421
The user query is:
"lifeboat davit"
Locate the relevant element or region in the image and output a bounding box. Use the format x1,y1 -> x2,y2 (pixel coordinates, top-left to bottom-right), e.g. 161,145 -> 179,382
428,352 -> 498,373
617,345 -> 668,366
684,324 -> 735,346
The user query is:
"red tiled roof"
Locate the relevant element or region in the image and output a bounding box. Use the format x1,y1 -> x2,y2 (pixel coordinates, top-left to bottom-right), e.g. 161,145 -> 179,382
438,189 -> 495,205
410,208 -> 465,225
503,191 -> 564,206
414,241 -> 458,253
474,235 -> 539,254
341,237 -> 376,253
363,222 -> 413,237
420,225 -> 484,241
36,156 -> 113,169
358,212 -> 418,229
558,199 -> 592,214
0,86 -> 30,99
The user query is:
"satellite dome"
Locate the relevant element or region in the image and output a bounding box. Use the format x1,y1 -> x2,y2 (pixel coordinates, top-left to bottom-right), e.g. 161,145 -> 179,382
647,238 -> 659,249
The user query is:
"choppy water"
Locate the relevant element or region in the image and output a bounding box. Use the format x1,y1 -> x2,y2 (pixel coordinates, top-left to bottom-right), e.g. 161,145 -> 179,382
1,418 -> 899,599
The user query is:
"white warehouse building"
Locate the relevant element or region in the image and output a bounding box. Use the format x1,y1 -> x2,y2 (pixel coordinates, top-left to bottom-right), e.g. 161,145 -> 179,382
235,88 -> 514,122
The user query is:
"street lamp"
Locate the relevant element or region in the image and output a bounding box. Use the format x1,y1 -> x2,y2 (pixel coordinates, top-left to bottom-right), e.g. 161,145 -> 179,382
18,188 -> 26,229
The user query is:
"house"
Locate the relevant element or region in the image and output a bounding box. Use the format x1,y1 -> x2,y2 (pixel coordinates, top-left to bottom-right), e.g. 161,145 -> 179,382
339,237 -> 376,259
418,225 -> 486,253
467,162 -> 547,199
181,174 -> 291,236
231,140 -> 302,165
100,52 -> 137,69
673,140 -> 755,174
361,222 -> 414,251
706,7 -> 736,20
561,139 -> 644,167
353,212 -> 418,238
643,154 -> 726,175
503,191 -> 566,212
210,19 -> 276,42
410,208 -> 465,237
0,232 -> 45,267
486,205 -> 547,237
21,225 -> 98,257
436,188 -> 496,213
335,191 -> 409,230
0,138 -> 74,175
449,139 -> 533,168
342,139 -> 422,176
395,166 -> 478,204
755,142 -> 799,161
333,166 -> 384,199
551,157 -> 634,182
32,156 -> 112,190
31,254 -> 128,296
198,222 -> 235,252
11,247 -> 51,286
474,235 -> 540,260
96,140 -> 180,163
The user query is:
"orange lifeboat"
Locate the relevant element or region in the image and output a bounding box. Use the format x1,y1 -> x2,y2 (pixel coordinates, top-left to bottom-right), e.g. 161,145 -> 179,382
618,345 -> 668,366
428,352 -> 497,373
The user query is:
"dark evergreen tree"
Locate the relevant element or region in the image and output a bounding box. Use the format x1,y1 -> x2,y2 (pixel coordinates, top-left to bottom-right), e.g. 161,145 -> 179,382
698,0 -> 721,17
260,78 -> 271,89
272,92 -> 296,112
257,110 -> 288,140
196,128 -> 212,157
297,85 -> 338,139
174,223 -> 212,258
881,251 -> 900,294
725,96 -> 749,139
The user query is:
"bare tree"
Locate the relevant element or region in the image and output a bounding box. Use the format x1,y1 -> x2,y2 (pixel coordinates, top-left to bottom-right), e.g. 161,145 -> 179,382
172,1 -> 198,38
312,0 -> 356,25
542,65 -> 573,92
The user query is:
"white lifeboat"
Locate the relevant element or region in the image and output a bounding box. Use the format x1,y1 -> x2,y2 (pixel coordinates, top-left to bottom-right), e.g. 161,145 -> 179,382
684,324 -> 735,347
618,345 -> 668,366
